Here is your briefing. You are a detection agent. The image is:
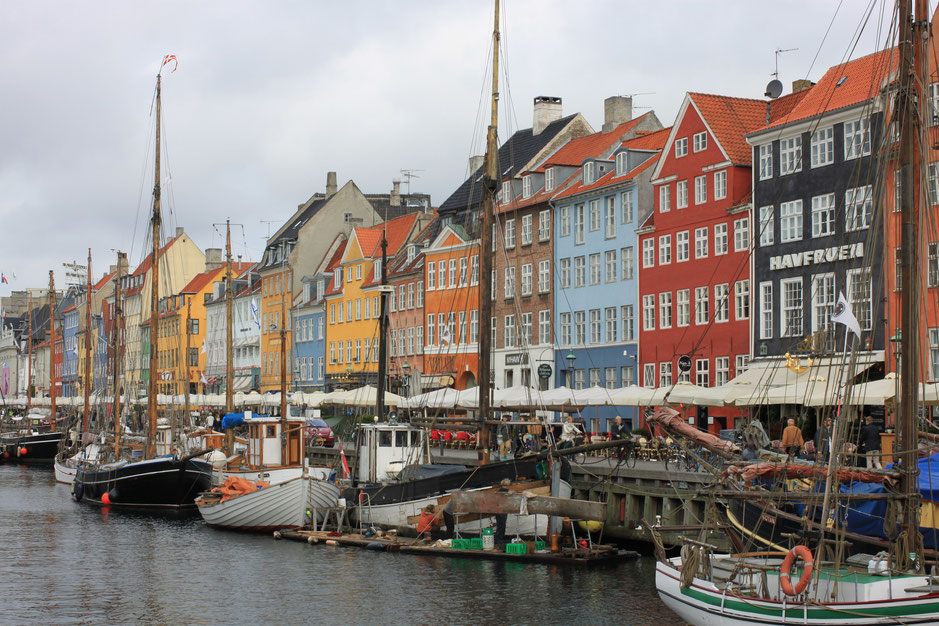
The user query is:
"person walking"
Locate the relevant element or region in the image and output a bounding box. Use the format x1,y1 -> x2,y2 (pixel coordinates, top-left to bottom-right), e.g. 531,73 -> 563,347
781,418 -> 804,458
860,415 -> 883,470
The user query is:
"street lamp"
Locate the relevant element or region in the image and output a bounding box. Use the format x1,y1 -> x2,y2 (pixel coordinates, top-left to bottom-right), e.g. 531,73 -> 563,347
401,360 -> 410,395
890,329 -> 902,375
565,351 -> 576,387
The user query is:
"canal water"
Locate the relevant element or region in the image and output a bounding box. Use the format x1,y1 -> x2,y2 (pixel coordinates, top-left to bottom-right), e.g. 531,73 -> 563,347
0,465 -> 684,625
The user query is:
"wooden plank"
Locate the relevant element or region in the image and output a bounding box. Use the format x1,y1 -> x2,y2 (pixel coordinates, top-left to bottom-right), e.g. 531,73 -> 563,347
448,490 -> 606,520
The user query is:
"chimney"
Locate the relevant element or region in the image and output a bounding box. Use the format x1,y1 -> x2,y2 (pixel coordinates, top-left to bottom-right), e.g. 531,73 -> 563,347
326,171 -> 338,198
792,79 -> 814,92
532,96 -> 562,135
175,226 -> 185,238
205,248 -> 223,271
602,96 -> 633,133
391,179 -> 401,207
108,265 -> 117,275
468,155 -> 485,172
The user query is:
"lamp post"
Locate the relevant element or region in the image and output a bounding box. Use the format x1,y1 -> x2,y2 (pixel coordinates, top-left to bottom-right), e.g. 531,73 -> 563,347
401,360 -> 410,396
890,329 -> 902,376
565,351 -> 576,388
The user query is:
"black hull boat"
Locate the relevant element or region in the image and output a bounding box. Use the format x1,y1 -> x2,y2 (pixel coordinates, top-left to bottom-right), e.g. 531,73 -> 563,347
0,431 -> 66,464
72,455 -> 213,513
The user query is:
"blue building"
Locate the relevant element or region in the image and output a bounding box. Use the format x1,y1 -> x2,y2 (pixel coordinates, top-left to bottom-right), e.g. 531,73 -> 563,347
61,304 -> 79,398
293,275 -> 327,392
552,128 -> 668,432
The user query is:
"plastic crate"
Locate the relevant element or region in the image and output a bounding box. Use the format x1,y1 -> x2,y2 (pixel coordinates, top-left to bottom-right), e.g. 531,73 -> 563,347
534,541 -> 546,552
506,542 -> 527,555
468,538 -> 484,550
451,539 -> 468,550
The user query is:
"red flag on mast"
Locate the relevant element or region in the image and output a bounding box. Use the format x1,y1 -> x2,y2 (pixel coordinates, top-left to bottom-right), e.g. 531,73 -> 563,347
162,55 -> 178,73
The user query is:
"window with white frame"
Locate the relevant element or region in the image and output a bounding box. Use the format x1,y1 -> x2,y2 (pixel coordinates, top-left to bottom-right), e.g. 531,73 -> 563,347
659,292 -> 673,328
504,266 -> 515,299
604,250 -> 617,282
584,161 -> 596,185
780,136 -> 802,175
930,328 -> 939,380
760,281 -> 773,340
522,175 -> 532,199
505,218 -> 516,249
845,185 -> 872,231
781,277 -> 803,337
622,366 -> 634,386
574,311 -> 586,344
501,180 -> 511,204
677,180 -> 688,209
693,131 -> 707,152
759,143 -> 773,180
504,314 -> 515,348
695,227 -> 708,258
457,258 -> 467,287
810,126 -> 834,168
928,163 -> 939,205
604,307 -> 617,342
521,312 -> 532,346
589,253 -> 601,285
575,204 -> 585,244
427,261 -> 436,290
929,243 -> 939,287
538,210 -> 550,241
468,311 -> 476,344
714,223 -> 728,255
589,199 -> 601,231
560,206 -> 570,236
621,190 -> 634,223
714,170 -> 727,200
694,175 -> 707,204
659,235 -> 672,265
604,367 -> 616,389
714,283 -> 729,322
559,258 -> 571,288
696,359 -> 709,387
715,357 -> 730,386
605,196 -> 616,238
847,267 -> 872,331
675,137 -> 688,157
408,282 -> 415,308
677,231 -> 689,262
733,217 -> 749,252
615,151 -> 628,175
642,239 -> 655,268
677,289 -> 690,326
621,247 -> 634,280
736,354 -> 749,374
622,305 -> 634,341
660,362 -> 673,387
729,280 -> 748,322
545,167 -> 556,192
759,205 -> 774,246
520,263 -> 533,296
644,363 -> 655,387
539,310 -> 550,345
811,273 -> 835,333
659,185 -> 671,212
538,260 -> 550,293
449,259 -> 457,288
780,200 -> 803,242
574,256 -> 586,287
438,261 -> 446,289
811,194 -> 835,237
844,117 -> 871,159
589,309 -> 601,344
695,286 -> 709,325
574,369 -> 585,390
520,215 -> 532,245
643,294 -> 656,330
560,312 -> 571,345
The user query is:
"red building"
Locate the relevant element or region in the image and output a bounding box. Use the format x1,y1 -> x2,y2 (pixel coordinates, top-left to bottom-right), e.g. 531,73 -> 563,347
640,91 -> 806,432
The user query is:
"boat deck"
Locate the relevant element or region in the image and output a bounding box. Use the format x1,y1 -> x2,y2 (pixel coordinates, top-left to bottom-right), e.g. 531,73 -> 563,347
276,529 -> 639,566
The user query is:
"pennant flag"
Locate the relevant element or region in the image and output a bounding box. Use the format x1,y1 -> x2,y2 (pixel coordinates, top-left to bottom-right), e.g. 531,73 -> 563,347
200,340 -> 206,354
0,274 -> 7,284
200,372 -> 208,385
161,54 -> 178,73
337,442 -> 351,479
831,292 -> 862,340
251,299 -> 261,329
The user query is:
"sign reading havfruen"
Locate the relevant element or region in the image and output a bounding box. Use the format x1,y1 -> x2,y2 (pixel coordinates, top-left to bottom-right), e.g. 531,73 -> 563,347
769,242 -> 864,271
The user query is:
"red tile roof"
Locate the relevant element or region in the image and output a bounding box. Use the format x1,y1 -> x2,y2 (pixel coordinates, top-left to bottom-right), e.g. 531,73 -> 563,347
753,48 -> 895,133
553,151 -> 661,200
687,93 -> 780,165
533,112 -> 656,173
353,212 -> 421,259
181,262 -> 254,295
618,127 -> 672,151
93,271 -> 116,292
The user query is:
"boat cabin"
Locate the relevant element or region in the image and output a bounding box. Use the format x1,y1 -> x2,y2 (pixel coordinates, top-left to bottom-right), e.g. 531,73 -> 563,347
357,422 -> 424,484
244,415 -> 305,468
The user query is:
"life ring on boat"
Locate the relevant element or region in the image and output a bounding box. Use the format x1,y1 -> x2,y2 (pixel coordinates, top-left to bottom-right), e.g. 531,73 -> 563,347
779,545 -> 814,596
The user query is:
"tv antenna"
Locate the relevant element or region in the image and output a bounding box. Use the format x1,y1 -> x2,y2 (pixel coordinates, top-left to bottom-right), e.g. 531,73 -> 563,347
260,220 -> 279,240
766,48 -> 798,99
399,169 -> 423,195
620,92 -> 655,111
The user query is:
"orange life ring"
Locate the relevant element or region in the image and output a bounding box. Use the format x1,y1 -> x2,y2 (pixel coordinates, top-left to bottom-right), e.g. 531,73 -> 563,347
779,545 -> 814,596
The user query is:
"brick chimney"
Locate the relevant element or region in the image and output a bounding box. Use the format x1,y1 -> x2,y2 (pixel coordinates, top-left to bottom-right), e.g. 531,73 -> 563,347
326,171 -> 338,198
391,179 -> 401,207
175,226 -> 185,238
468,155 -> 484,172
792,79 -> 814,92
602,96 -> 633,133
533,96 -> 562,135
205,248 -> 223,271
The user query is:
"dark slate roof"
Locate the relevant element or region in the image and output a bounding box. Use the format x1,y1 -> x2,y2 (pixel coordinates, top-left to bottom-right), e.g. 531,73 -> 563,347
365,194 -> 432,222
261,197 -> 329,268
437,113 -> 579,215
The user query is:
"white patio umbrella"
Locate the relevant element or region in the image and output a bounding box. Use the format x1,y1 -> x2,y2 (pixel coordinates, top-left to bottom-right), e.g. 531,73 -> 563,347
323,385 -> 402,408
606,385 -> 657,406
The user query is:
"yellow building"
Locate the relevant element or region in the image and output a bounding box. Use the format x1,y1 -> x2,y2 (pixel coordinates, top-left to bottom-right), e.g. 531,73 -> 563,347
324,213 -> 424,389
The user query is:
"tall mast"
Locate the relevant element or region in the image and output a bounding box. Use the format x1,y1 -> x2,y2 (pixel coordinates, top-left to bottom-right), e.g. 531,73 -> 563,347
896,0 -> 928,571
476,0 -> 499,465
376,233 -> 388,422
26,292 -> 32,414
113,252 -> 124,457
82,248 -> 92,437
280,243 -> 288,460
146,72 -> 163,459
182,298 -> 191,451
225,219 -> 234,451
48,271 -> 57,432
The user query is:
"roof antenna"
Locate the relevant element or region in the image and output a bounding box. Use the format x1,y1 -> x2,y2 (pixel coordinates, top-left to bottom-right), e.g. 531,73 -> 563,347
620,92 -> 655,111
766,48 -> 797,99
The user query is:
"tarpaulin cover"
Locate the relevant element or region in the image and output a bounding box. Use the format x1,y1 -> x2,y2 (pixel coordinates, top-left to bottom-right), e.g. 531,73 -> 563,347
220,412 -> 245,429
396,464 -> 467,482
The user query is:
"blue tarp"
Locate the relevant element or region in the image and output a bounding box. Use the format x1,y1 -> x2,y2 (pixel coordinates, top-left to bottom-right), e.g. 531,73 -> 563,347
220,412 -> 245,429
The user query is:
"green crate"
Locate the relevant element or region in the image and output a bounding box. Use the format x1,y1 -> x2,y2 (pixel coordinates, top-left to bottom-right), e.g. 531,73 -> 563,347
468,538 -> 484,550
534,541 -> 546,552
506,542 -> 527,555
451,539 -> 468,550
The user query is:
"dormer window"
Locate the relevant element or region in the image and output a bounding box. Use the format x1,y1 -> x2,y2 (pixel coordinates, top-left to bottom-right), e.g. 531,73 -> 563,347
583,161 -> 596,185
615,152 -> 628,176
302,283 -> 311,302
522,175 -> 532,199
317,279 -> 325,298
501,180 -> 512,204
373,259 -> 382,280
545,167 -> 556,192
407,245 -> 416,264
333,269 -> 341,289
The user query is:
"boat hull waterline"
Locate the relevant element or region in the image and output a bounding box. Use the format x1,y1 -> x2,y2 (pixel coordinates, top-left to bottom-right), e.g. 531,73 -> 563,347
73,456 -> 213,511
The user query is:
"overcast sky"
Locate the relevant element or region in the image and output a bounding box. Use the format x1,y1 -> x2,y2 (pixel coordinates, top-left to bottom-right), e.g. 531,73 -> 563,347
0,1 -> 893,293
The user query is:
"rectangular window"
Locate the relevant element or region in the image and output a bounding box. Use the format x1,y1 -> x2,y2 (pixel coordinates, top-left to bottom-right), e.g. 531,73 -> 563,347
589,253 -> 601,285
574,256 -> 586,287
760,281 -> 773,340
538,210 -> 550,241
844,117 -> 871,159
695,227 -> 708,258
504,315 -> 515,348
695,286 -> 709,325
660,362 -> 673,387
759,143 -> 773,180
521,214 -> 533,245
621,190 -> 634,223
416,280 -> 424,307
522,175 -> 532,199
659,292 -> 673,328
845,185 -> 872,231
448,259 -> 457,287
438,313 -> 446,345
658,235 -> 672,265
733,217 -> 749,252
675,137 -> 688,157
642,239 -> 655,268
521,263 -> 532,296
469,311 -> 477,344
621,305 -> 634,341
521,312 -> 532,346
584,162 -> 596,185
504,266 -> 516,299
605,367 -> 616,389
546,167 -> 556,192
780,199 -> 803,242
560,312 -> 571,345
659,185 -> 670,212
693,131 -> 707,152
810,126 -> 833,168
621,247 -> 634,280
677,289 -> 690,327
847,267 -> 872,331
928,163 -> 939,205
589,199 -> 601,231
438,261 -> 446,289
574,204 -> 585,244
694,175 -> 707,204
930,329 -> 939,380
501,180 -> 511,204
539,310 -> 550,345
538,260 -> 550,293
643,294 -> 656,331
589,309 -> 601,344
559,258 -> 571,289
560,206 -> 571,237
389,289 -> 397,313
427,313 -> 435,345
736,355 -> 749,375
574,311 -> 586,345
408,326 -> 415,354
470,256 -> 479,285
759,205 -> 774,246
811,194 -> 835,238
695,359 -> 709,387
622,366 -> 634,386
781,277 -> 803,337
929,243 -> 939,287
780,135 -> 802,175
644,363 -> 655,387
407,283 -> 415,308
676,231 -> 689,262
458,258 -> 468,287
605,196 -> 616,238
574,369 -> 585,390
811,273 -> 835,333
714,283 -> 729,322
715,357 -> 730,386
356,298 -> 362,320
427,261 -> 436,290
605,307 -> 617,343
604,250 -> 617,282
677,180 -> 688,209
714,170 -> 727,200
714,223 -> 728,255
735,280 -> 750,320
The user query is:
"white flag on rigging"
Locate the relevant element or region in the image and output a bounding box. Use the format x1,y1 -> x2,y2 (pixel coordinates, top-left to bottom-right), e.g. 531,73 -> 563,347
831,292 -> 862,340
200,340 -> 206,354
440,326 -> 451,346
251,299 -> 260,329
200,371 -> 208,385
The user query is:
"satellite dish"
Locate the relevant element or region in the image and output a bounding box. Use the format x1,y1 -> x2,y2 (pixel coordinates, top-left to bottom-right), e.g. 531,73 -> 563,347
765,79 -> 783,99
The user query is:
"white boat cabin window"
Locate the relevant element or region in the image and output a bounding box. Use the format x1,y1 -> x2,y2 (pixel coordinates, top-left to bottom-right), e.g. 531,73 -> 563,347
395,431 -> 408,447
266,425 -> 276,438
379,430 -> 393,447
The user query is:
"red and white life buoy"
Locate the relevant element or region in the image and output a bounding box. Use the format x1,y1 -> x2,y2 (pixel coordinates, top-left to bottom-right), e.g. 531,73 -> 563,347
780,545 -> 814,596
